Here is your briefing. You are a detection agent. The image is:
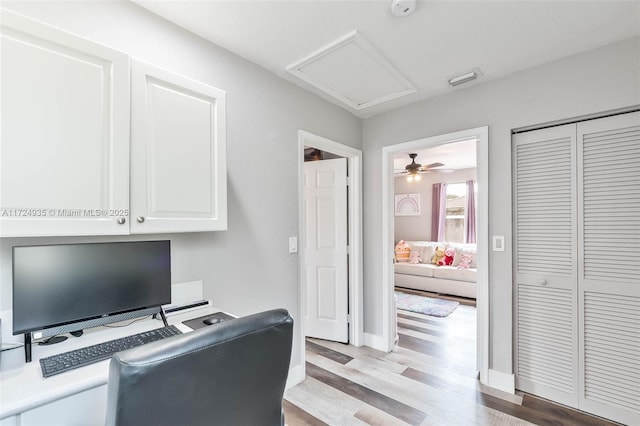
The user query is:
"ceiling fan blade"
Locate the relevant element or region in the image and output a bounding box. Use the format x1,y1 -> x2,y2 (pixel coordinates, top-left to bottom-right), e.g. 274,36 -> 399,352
429,168 -> 455,173
422,162 -> 445,169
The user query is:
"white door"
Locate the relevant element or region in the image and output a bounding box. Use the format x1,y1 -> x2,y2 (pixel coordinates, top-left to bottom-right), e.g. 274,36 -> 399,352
130,59 -> 227,234
303,158 -> 349,343
513,124 -> 579,408
0,11 -> 130,237
577,112 -> 640,426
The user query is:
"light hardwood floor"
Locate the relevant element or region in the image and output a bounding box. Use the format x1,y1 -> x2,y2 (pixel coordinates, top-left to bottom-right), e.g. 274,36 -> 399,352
284,289 -> 619,426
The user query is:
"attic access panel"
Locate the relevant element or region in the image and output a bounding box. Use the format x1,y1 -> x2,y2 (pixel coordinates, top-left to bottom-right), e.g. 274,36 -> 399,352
288,31 -> 416,111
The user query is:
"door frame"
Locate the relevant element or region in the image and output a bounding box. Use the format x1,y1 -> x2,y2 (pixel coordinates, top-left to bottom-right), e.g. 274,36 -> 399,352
381,126 -> 490,384
297,130 -> 363,372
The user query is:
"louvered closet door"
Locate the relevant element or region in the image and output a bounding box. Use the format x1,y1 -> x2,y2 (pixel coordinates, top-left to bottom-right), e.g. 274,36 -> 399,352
513,124 -> 579,407
577,111 -> 640,425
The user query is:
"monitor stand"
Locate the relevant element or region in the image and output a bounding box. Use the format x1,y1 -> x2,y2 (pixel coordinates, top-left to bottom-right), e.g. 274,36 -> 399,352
24,333 -> 31,363
38,335 -> 68,345
159,308 -> 169,327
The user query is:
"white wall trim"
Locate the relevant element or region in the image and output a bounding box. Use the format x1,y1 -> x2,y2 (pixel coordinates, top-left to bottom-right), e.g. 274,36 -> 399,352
487,369 -> 516,394
381,144 -> 395,353
297,130 -> 364,378
381,126 -> 490,384
285,364 -> 305,390
476,126 -> 490,387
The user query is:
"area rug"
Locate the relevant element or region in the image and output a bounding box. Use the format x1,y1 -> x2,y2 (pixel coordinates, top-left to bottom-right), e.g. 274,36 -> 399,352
394,291 -> 459,317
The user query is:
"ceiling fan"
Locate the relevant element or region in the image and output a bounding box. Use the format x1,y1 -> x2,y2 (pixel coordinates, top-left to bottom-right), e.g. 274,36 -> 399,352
397,153 -> 447,181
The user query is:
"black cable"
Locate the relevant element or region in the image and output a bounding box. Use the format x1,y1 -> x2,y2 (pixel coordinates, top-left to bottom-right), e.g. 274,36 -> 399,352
103,315 -> 153,328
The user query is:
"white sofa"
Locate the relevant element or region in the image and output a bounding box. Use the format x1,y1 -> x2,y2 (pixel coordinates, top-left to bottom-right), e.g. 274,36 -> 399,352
394,241 -> 477,299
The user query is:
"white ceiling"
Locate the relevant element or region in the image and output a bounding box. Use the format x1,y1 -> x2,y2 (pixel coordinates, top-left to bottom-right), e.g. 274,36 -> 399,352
393,138 -> 476,174
134,0 -> 640,118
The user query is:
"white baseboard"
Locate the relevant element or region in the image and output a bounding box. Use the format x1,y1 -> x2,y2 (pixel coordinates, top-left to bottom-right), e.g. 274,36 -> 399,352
487,368 -> 515,394
286,364 -> 304,390
363,332 -> 387,352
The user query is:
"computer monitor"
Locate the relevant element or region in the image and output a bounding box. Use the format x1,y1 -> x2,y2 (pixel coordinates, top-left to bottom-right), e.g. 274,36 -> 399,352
12,240 -> 171,342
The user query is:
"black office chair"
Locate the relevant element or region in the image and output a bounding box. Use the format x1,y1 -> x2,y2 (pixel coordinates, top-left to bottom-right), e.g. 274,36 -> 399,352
105,309 -> 294,426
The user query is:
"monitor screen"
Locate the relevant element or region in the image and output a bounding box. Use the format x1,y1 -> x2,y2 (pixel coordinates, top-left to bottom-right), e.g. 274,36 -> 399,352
12,240 -> 171,335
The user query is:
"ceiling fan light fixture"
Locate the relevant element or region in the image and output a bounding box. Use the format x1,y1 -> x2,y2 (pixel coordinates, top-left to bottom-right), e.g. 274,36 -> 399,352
406,165 -> 421,182
404,153 -> 427,182
405,153 -> 421,172
448,70 -> 480,87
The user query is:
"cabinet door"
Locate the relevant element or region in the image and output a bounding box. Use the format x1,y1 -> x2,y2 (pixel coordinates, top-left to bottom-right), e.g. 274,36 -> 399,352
513,124 -> 579,407
130,59 -> 227,233
0,11 -> 130,237
20,385 -> 107,426
577,111 -> 640,425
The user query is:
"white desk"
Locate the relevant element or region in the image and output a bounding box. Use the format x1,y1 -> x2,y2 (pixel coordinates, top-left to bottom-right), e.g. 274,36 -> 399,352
0,306 -> 225,426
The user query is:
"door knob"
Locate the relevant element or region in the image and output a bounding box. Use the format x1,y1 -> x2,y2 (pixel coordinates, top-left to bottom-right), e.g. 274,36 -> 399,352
117,217 -> 126,225
137,216 -> 145,223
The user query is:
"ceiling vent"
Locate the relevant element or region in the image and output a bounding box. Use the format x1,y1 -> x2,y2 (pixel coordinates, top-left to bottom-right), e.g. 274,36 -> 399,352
287,31 -> 416,112
448,68 -> 482,87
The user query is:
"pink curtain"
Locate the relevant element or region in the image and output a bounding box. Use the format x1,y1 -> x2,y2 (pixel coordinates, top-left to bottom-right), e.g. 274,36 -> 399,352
465,180 -> 476,243
431,183 -> 447,242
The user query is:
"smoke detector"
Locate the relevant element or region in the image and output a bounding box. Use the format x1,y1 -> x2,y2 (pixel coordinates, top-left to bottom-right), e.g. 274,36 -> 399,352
390,0 -> 417,17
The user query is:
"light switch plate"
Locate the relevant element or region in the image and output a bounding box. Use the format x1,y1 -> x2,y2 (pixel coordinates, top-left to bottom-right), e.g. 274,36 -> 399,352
289,237 -> 298,253
493,235 -> 505,251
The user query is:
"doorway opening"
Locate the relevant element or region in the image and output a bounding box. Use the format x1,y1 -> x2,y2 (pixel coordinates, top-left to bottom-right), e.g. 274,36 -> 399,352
297,130 -> 363,379
381,126 -> 490,384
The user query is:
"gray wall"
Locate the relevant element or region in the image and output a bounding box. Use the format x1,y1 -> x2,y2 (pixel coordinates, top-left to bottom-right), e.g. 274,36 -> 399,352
363,36 -> 640,375
395,168 -> 477,242
0,1 -> 362,369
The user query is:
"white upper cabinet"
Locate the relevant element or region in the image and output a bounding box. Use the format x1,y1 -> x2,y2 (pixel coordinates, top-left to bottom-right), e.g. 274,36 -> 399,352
1,10 -> 131,237
130,60 -> 227,233
0,11 -> 227,237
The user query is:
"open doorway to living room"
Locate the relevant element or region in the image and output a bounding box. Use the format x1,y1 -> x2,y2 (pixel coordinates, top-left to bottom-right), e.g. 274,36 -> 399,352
381,126 -> 489,384
392,139 -> 479,378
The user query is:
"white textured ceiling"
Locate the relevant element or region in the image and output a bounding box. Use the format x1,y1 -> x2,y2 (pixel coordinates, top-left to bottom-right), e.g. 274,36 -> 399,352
135,0 -> 640,118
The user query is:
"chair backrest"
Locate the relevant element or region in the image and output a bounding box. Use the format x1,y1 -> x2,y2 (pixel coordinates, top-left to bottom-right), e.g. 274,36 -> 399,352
105,309 -> 293,426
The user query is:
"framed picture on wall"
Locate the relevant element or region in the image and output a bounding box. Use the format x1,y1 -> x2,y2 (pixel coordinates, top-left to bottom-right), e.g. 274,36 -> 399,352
395,193 -> 420,216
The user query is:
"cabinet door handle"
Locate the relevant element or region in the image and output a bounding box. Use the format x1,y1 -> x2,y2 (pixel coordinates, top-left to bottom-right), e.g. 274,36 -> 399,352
538,279 -> 547,286
137,216 -> 145,223
117,217 -> 126,225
